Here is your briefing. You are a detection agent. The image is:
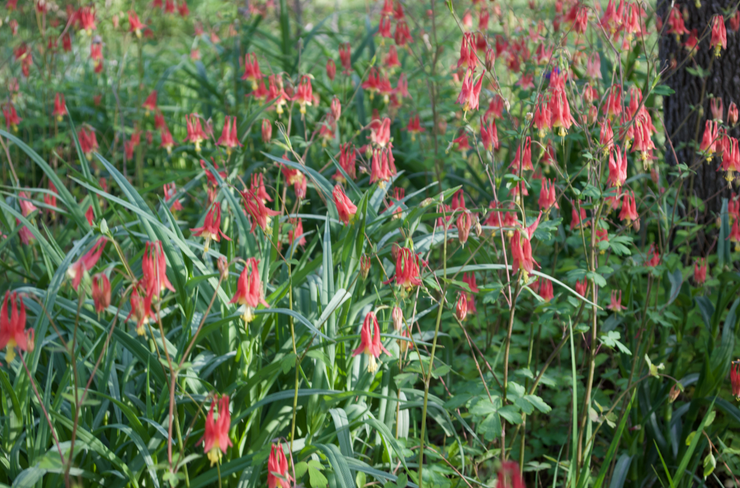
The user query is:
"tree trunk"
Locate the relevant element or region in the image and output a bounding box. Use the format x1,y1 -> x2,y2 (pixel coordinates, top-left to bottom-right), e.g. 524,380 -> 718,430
658,0 -> 740,249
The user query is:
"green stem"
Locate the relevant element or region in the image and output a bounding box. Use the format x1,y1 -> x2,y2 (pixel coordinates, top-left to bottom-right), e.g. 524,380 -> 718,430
417,222 -> 448,487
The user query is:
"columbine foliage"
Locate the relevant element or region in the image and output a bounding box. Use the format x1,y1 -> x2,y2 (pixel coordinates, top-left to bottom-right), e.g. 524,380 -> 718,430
1,0 -> 740,487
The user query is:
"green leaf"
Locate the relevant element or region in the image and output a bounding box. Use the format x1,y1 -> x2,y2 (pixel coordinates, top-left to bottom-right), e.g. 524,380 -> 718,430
703,452 -> 716,478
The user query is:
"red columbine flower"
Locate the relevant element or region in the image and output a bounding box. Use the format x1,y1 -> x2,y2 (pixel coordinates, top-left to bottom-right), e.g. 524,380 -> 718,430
457,210 -> 472,245
333,143 -> 357,182
18,192 -> 38,218
480,117 -> 499,151
326,58 -> 336,81
241,53 -> 263,89
498,461 -> 525,488
160,124 -> 176,154
370,148 -> 393,187
538,278 -> 554,301
384,45 -> 401,71
243,188 -> 280,233
389,247 -> 422,291
533,100 -> 551,138
456,70 -> 483,115
694,258 -> 707,285
538,178 -> 558,211
729,102 -> 739,126
330,97 -> 342,121
608,146 -> 627,187
462,272 -> 478,313
730,361 -> 740,399
230,258 -> 268,324
619,191 -> 639,228
53,93 -> 66,121
178,0 -> 189,17
338,43 -> 352,73
711,97 -> 724,121
549,81 -> 574,136
511,230 -> 538,278
360,254 -> 372,279
77,6 -> 96,33
455,293 -> 468,321
67,237 -> 107,291
250,173 -> 272,204
267,444 -> 293,488
3,103 -> 21,132
402,115 -> 423,142
127,287 -> 153,336
90,42 -> 104,73
217,116 -> 242,155
608,290 -> 625,311
85,205 -> 95,226
700,120 -> 719,160
394,20 -> 412,46
200,395 -> 233,466
711,15 -> 727,57
333,185 -> 357,225
288,218 -> 306,247
604,85 -> 622,118
370,117 -> 391,148
191,205 -> 230,252
91,273 -> 111,313
164,182 -> 183,211
0,292 -> 34,364
142,241 -> 175,298
294,75 -> 313,115
570,203 -> 588,231
575,278 -> 588,297
457,32 -> 478,71
720,136 -> 740,184
128,10 -> 145,37
261,119 -> 272,144
185,114 -> 206,152
353,311 -> 390,373
142,90 -> 158,114
600,119 -> 614,154
280,160 -> 307,199
645,243 -> 660,267
729,219 -> 740,252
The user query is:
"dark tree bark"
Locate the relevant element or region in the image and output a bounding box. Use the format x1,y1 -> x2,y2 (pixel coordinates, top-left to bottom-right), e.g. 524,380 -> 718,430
658,0 -> 740,244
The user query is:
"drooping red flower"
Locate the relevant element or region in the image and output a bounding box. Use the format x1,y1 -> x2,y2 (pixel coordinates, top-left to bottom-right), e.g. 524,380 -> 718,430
67,237 -> 108,291
619,191 -> 639,228
200,395 -> 233,466
128,10 -> 145,37
288,218 -> 306,247
185,114 -> 207,152
538,278 -> 554,301
498,461 -> 525,488
126,286 -> 153,336
608,290 -> 625,312
142,241 -> 175,299
3,103 -> 21,131
511,230 -> 538,277
694,258 -> 707,285
217,116 -> 242,155
538,178 -> 558,211
456,70 -> 484,114
294,75 -> 313,115
243,188 -> 280,233
456,293 -> 468,321
333,185 -> 357,225
607,146 -> 627,187
334,143 -> 357,182
91,273 -> 111,313
0,292 -> 34,364
163,182 -> 183,212
230,258 -> 269,324
575,278 -> 588,297
190,205 -> 230,252
645,243 -> 660,267
711,15 -> 727,57
142,91 -> 158,114
250,173 -> 272,204
44,181 -> 58,212
267,443 -> 293,488
352,311 -> 390,373
53,93 -> 66,121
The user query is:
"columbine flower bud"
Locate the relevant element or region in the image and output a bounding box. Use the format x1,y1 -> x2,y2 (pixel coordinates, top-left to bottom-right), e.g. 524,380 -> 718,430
392,306 -> 403,332
455,293 -> 468,321
91,273 -> 111,314
331,97 -> 341,121
217,256 -> 229,280
668,384 -> 682,402
261,119 -> 272,144
728,102 -> 739,126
